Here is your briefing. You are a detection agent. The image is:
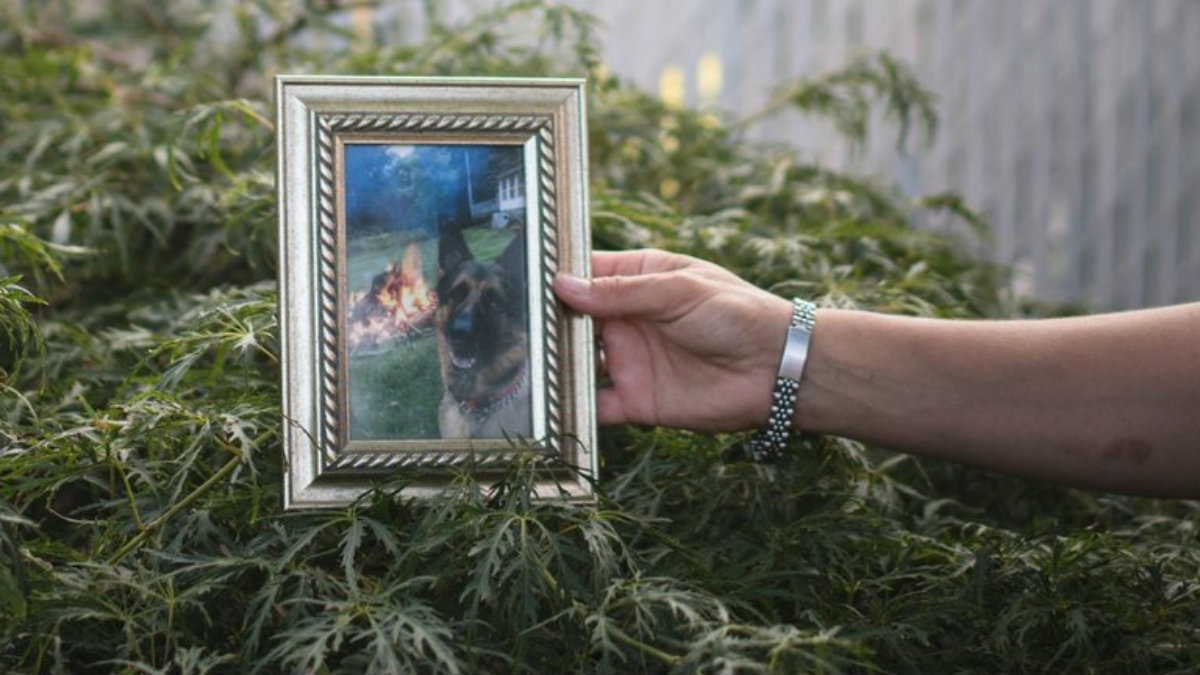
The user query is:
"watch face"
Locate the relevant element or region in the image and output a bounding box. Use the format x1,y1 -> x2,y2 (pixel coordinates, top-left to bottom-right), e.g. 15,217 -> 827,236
779,325 -> 813,381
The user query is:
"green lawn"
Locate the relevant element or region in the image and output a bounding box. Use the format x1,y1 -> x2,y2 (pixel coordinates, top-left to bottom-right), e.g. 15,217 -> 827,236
348,334 -> 442,439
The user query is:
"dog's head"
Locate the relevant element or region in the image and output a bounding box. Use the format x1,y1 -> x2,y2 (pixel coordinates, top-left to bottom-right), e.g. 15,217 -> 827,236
435,223 -> 528,404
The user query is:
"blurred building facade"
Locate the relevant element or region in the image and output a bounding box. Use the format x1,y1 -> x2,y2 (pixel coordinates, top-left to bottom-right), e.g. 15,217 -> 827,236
571,0 -> 1200,310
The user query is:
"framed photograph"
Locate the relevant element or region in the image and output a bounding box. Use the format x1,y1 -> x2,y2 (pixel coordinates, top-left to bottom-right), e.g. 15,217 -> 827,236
276,76 -> 596,508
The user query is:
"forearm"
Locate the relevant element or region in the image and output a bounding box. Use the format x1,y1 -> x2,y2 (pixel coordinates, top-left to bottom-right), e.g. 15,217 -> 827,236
795,305 -> 1200,497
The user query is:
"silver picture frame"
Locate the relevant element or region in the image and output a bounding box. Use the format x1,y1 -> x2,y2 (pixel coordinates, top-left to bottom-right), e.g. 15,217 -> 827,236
276,76 -> 595,508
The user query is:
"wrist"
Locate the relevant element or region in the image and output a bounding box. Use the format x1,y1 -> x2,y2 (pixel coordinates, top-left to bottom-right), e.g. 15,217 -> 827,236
790,308 -> 879,438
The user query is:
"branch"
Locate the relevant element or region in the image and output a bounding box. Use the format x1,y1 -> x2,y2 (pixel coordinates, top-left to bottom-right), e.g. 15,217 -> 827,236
106,452 -> 242,565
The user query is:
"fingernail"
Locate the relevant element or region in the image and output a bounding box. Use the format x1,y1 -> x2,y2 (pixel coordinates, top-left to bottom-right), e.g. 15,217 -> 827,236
555,273 -> 590,295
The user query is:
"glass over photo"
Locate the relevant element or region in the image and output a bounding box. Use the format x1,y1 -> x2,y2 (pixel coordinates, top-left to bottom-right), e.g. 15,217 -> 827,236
341,143 -> 532,442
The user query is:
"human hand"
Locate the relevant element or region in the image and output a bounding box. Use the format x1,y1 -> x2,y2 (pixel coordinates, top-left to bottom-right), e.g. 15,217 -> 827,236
553,249 -> 793,431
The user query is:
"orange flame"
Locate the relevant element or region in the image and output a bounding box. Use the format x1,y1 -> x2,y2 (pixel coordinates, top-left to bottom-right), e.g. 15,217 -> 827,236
347,243 -> 436,353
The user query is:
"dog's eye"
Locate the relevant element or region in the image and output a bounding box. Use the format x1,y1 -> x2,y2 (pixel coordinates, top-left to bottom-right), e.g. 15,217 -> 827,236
446,284 -> 469,305
482,290 -> 503,311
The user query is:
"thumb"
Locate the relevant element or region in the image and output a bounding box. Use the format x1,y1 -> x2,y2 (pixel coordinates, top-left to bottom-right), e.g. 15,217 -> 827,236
554,272 -> 684,319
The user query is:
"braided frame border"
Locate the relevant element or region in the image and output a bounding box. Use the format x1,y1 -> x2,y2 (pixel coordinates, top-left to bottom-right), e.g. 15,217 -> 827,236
311,112 -> 564,472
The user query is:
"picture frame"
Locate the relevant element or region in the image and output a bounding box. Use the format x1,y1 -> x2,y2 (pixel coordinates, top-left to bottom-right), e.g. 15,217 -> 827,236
276,76 -> 596,508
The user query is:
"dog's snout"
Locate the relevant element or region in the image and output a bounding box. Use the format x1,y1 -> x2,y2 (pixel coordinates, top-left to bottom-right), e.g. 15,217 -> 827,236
450,307 -> 473,338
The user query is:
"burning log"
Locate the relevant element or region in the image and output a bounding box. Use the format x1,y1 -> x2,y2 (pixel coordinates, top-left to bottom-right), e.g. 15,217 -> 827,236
347,242 -> 437,353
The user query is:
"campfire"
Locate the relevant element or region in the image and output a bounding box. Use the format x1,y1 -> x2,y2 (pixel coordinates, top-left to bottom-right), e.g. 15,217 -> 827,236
347,242 -> 437,353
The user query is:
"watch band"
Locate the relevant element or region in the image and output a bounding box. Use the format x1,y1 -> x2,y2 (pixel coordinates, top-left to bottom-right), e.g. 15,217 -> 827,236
749,298 -> 816,461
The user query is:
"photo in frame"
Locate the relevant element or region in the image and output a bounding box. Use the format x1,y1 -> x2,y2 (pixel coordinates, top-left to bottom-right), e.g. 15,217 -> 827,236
276,76 -> 596,508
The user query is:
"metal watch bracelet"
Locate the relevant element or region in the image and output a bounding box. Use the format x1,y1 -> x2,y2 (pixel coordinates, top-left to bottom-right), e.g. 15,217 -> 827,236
748,298 -> 816,462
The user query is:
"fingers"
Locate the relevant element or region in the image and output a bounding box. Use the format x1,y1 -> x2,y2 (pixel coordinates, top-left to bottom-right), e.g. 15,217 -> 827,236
556,249 -> 713,319
590,249 -> 695,277
554,270 -> 693,320
595,388 -> 632,426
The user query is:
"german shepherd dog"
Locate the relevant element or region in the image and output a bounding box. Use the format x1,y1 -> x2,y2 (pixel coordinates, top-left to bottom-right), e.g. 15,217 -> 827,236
435,223 -> 531,439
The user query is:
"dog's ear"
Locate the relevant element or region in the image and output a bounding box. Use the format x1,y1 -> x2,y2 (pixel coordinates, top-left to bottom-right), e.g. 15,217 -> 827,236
438,221 -> 474,274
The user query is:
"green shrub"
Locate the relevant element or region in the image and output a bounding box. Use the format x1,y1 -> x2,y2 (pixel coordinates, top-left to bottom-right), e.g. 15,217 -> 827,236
2,2 -> 1198,673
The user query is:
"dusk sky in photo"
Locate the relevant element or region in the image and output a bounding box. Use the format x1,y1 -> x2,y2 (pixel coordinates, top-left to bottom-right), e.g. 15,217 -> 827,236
343,143 -> 519,239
